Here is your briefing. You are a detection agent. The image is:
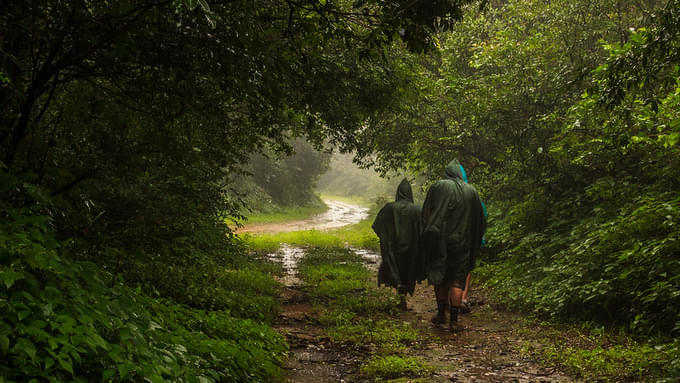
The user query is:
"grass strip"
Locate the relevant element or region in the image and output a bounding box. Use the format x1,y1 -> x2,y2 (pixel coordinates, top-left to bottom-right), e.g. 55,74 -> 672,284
297,246 -> 432,380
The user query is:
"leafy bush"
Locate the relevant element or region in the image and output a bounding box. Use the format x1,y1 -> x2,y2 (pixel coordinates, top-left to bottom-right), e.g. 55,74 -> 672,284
482,189 -> 680,336
0,176 -> 287,382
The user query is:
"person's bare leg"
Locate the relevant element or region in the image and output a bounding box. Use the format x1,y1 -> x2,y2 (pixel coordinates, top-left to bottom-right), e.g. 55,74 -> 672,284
461,273 -> 471,302
449,286 -> 463,308
460,272 -> 472,313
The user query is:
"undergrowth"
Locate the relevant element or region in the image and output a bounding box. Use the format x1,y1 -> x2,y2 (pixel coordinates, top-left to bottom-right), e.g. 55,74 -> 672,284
1,192 -> 288,381
360,355 -> 431,381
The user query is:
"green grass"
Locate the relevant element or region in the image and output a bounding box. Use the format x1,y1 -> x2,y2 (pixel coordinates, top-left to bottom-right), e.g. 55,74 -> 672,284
296,246 -> 432,380
242,207 -> 379,253
243,230 -> 346,253
239,203 -> 328,224
317,193 -> 373,207
323,315 -> 419,353
541,343 -> 677,382
532,329 -> 680,382
360,355 -> 431,381
476,262 -> 680,382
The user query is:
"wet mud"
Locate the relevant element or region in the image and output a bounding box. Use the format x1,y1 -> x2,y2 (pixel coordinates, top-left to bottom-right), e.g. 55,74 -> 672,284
399,283 -> 574,383
272,244 -> 574,382
273,246 -> 362,383
262,201 -> 576,382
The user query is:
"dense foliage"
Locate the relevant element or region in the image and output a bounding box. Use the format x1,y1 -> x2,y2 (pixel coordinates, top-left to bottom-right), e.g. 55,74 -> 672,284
0,172 -> 287,382
359,0 -> 680,340
3,0 -> 679,380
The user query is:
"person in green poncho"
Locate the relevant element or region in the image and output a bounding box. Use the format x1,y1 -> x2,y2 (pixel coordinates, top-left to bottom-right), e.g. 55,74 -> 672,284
422,159 -> 486,332
372,178 -> 424,310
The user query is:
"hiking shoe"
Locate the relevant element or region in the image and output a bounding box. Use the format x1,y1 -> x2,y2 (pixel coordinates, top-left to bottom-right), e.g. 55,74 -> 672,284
431,313 -> 446,324
449,322 -> 465,333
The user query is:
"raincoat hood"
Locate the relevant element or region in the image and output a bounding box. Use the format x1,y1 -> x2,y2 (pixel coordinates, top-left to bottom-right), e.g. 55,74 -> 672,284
445,159 -> 464,180
395,178 -> 414,203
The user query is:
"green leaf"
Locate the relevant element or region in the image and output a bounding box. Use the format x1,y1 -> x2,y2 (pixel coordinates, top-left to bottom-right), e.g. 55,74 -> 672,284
118,363 -> 130,379
1,270 -> 24,288
0,335 -> 9,353
13,337 -> 37,361
102,369 -> 116,380
57,355 -> 73,374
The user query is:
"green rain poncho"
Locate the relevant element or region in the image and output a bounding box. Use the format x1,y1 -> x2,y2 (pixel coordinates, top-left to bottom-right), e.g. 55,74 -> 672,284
372,179 -> 423,295
421,160 -> 486,285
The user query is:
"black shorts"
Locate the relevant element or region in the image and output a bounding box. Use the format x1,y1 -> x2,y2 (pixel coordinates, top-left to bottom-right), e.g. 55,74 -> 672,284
441,249 -> 471,288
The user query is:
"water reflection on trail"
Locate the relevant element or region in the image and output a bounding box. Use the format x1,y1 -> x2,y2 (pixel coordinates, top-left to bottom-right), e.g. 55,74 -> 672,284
275,244 -> 306,286
350,247 -> 380,272
271,245 -> 381,287
238,200 -> 369,234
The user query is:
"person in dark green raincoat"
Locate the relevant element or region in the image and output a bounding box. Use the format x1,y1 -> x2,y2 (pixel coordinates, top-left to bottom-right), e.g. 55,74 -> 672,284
372,178 -> 423,309
422,160 -> 486,332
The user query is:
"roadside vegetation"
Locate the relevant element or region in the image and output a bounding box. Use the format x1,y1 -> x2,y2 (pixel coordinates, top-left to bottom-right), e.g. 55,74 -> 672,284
244,201 -> 381,253
509,315 -> 680,382
0,174 -> 288,382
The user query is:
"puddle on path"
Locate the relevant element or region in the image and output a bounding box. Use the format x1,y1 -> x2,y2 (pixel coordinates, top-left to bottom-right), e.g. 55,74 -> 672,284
350,247 -> 380,272
273,244 -> 306,286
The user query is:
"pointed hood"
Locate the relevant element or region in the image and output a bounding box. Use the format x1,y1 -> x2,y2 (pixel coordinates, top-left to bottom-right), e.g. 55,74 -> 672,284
395,178 -> 414,203
445,159 -> 463,180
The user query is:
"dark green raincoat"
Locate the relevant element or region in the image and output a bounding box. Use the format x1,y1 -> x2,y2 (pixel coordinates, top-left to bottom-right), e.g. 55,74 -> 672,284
421,160 -> 486,286
372,179 -> 423,295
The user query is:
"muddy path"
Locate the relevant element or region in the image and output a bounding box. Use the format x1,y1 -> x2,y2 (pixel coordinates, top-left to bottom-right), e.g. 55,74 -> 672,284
273,248 -> 575,382
396,283 -> 574,382
237,200 -> 369,234
259,200 -> 576,382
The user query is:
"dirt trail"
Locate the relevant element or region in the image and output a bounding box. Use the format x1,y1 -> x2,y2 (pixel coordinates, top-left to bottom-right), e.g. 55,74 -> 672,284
260,200 -> 575,382
398,283 -> 573,382
237,200 -> 369,234
274,247 -> 574,382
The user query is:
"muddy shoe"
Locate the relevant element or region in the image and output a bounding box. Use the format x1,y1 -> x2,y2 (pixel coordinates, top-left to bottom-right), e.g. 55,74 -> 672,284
448,322 -> 465,333
431,301 -> 448,324
430,312 -> 446,324
448,306 -> 462,332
